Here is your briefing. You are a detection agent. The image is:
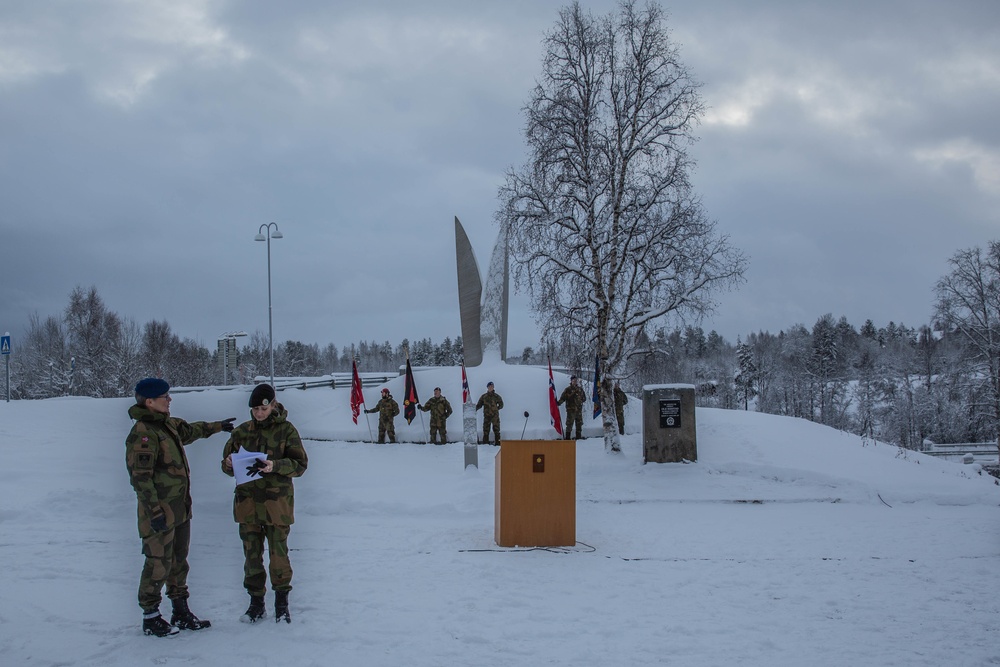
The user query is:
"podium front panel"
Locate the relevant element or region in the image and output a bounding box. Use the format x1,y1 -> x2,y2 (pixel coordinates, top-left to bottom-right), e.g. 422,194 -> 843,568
494,439 -> 576,547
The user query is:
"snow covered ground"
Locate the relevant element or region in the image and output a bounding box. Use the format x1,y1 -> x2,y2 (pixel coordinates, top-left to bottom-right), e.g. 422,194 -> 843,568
1,363 -> 998,666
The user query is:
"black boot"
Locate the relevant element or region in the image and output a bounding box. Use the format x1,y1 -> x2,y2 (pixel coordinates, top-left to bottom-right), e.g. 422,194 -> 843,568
274,590 -> 291,624
143,613 -> 179,637
171,596 -> 211,630
241,595 -> 266,623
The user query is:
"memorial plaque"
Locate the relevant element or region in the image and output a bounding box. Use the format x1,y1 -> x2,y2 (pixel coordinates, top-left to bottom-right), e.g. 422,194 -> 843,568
659,399 -> 681,428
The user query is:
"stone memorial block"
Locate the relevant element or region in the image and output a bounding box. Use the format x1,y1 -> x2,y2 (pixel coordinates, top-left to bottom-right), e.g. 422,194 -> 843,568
643,384 -> 697,463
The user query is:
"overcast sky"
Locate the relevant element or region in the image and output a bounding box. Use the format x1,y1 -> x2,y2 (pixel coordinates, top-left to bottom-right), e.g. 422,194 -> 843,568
1,0 -> 997,356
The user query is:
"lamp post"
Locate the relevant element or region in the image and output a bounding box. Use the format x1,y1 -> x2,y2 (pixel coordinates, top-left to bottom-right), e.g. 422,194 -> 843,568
255,223 -> 283,387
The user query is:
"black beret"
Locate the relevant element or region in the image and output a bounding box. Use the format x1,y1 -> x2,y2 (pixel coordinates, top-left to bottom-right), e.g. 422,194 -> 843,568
249,383 -> 276,408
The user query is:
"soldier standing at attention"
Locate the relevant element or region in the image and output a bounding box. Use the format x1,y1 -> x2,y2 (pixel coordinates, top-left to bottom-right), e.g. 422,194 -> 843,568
365,387 -> 400,443
418,386 -> 453,444
125,377 -> 235,637
222,384 -> 308,624
614,381 -> 628,435
476,381 -> 504,445
557,375 -> 587,440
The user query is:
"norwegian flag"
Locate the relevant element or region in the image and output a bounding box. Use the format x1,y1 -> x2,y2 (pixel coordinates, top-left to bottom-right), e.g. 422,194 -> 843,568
548,359 -> 563,438
461,361 -> 470,404
350,359 -> 365,424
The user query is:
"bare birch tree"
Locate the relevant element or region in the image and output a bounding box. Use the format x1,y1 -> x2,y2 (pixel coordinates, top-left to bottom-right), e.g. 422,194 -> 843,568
498,0 -> 746,451
934,240 -> 1000,457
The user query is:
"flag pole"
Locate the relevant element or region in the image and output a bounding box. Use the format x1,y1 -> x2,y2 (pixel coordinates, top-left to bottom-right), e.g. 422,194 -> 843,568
364,409 -> 374,444
358,358 -> 374,443
461,356 -> 478,467
592,351 -> 602,420
404,346 -> 427,443
414,352 -> 428,443
547,354 -> 563,439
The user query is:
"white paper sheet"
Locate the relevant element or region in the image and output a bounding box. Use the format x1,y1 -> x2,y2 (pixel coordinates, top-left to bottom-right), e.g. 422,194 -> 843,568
231,447 -> 268,486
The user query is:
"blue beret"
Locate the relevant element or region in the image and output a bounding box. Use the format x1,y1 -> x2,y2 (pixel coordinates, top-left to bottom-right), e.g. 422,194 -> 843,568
135,377 -> 170,398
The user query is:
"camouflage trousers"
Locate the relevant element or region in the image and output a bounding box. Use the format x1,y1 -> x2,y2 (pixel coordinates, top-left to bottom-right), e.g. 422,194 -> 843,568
138,520 -> 191,613
565,410 -> 583,439
615,408 -> 625,435
239,523 -> 293,596
378,419 -> 396,443
482,415 -> 500,445
429,421 -> 447,444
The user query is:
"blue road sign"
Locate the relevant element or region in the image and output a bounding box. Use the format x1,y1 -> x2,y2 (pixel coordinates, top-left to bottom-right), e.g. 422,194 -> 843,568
1,336 -> 10,355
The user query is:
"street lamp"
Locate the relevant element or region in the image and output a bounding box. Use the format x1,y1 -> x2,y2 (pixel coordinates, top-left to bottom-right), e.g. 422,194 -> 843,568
255,223 -> 283,386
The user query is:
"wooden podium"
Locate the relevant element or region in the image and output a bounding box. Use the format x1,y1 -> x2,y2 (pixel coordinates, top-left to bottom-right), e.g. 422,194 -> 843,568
494,439 -> 576,547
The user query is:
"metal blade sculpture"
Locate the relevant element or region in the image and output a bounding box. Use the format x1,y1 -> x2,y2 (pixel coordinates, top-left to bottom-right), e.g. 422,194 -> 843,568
455,216 -> 483,367
455,216 -> 509,368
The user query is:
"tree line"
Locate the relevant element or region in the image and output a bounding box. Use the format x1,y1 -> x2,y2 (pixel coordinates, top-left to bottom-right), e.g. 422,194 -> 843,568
6,285 -> 468,399
1,292 -> 986,454
616,318 -> 987,451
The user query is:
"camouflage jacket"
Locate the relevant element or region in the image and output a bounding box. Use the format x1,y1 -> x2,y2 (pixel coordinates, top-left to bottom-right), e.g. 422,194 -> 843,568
125,404 -> 225,538
419,396 -> 453,423
476,391 -> 504,418
558,384 -> 587,413
365,396 -> 399,420
221,403 -> 308,526
614,387 -> 628,411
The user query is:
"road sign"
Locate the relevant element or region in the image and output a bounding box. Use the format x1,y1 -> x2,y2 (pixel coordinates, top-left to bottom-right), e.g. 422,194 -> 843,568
2,334 -> 8,402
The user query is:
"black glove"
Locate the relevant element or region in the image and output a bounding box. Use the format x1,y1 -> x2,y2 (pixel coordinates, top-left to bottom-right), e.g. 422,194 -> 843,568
220,418 -> 237,432
245,459 -> 267,478
150,512 -> 168,533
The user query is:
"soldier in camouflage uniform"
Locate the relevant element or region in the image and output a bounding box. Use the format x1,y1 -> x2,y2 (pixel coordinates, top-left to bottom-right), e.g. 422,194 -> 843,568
557,375 -> 587,440
221,384 -> 308,624
125,377 -> 235,637
613,381 -> 628,435
418,386 -> 453,444
475,381 -> 504,445
364,387 -> 400,443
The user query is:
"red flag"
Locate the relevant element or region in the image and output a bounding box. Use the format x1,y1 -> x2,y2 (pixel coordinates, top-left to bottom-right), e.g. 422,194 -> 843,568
403,358 -> 420,424
461,361 -> 470,404
350,360 -> 364,424
548,359 -> 563,438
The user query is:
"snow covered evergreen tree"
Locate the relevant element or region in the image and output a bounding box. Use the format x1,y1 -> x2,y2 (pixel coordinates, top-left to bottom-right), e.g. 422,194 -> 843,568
735,338 -> 757,410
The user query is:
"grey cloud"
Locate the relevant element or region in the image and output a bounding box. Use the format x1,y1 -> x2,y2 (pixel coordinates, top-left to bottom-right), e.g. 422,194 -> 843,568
1,0 -> 997,353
